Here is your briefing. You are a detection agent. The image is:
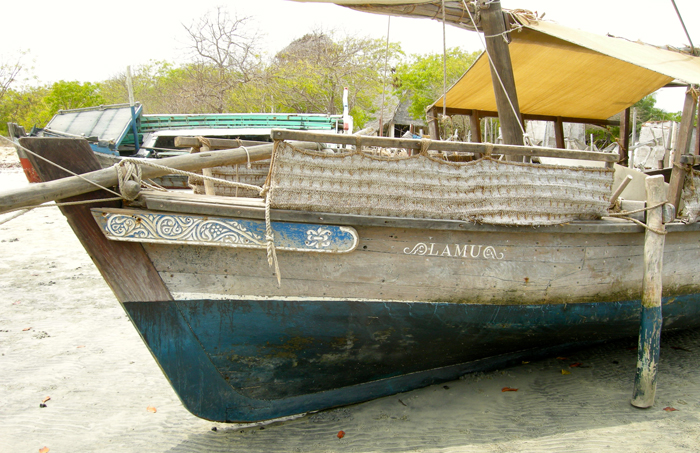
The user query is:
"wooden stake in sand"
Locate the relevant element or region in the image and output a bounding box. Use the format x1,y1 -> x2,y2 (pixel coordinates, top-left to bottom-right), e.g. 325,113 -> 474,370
631,175 -> 666,408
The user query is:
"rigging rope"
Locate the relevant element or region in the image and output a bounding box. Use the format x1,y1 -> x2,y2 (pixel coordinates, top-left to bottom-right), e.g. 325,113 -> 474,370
442,0 -> 447,119
379,16 -> 391,137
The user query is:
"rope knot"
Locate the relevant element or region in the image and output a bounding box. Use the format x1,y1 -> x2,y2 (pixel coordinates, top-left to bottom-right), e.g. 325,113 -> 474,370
117,159 -> 142,201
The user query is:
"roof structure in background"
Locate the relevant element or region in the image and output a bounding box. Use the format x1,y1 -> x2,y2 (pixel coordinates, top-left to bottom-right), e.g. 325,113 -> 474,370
430,19 -> 700,121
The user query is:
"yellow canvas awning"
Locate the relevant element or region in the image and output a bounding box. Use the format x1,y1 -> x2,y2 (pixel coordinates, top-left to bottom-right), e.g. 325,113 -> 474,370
432,20 -> 700,121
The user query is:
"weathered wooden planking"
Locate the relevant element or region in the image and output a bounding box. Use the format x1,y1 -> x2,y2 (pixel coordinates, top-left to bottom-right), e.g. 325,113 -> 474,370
139,191 -> 640,233
142,223 -> 700,305
19,138 -> 173,303
138,190 -> 700,235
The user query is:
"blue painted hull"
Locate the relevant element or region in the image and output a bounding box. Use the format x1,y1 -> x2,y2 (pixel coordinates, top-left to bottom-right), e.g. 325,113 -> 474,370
124,295 -> 700,422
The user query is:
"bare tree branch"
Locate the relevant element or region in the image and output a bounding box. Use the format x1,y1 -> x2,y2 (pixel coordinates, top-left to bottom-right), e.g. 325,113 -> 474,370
0,53 -> 24,102
182,6 -> 262,112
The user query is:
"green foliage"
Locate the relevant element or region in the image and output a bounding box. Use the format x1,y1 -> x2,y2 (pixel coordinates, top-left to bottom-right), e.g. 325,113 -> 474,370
1,80 -> 105,133
585,127 -> 613,150
45,80 -> 105,112
101,61 -> 214,114
394,48 -> 480,120
634,94 -> 682,123
0,85 -> 50,134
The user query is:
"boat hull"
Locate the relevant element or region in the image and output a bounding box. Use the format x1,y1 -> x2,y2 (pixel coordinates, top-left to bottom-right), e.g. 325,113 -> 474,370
124,295 -> 700,422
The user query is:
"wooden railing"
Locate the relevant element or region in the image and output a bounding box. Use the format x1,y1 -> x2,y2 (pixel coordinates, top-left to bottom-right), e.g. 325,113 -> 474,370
271,129 -> 620,164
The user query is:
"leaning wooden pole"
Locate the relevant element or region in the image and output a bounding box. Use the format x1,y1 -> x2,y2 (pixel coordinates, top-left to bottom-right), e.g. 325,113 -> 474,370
0,139 -> 320,214
478,0 -> 523,148
631,175 -> 666,408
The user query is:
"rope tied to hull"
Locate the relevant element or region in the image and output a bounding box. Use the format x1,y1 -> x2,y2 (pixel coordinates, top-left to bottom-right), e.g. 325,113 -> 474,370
608,201 -> 670,235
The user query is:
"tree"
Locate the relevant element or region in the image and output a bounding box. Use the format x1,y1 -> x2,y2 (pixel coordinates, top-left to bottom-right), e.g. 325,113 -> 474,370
0,51 -> 33,134
0,54 -> 24,103
268,30 -> 402,127
394,48 -> 480,120
101,61 -> 200,113
45,80 -> 105,112
182,6 -> 262,113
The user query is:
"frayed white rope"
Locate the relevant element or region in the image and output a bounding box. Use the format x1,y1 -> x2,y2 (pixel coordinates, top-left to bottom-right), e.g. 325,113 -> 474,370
240,146 -> 252,169
264,190 -> 281,286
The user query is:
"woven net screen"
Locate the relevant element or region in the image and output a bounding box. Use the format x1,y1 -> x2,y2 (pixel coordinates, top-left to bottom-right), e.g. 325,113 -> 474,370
189,161 -> 270,197
268,142 -> 614,226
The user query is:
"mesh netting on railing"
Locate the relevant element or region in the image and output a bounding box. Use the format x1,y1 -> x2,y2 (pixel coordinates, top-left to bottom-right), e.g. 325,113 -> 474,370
268,141 -> 614,226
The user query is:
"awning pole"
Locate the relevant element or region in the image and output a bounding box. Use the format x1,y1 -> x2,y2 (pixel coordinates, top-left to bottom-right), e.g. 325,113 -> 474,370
477,0 -> 523,151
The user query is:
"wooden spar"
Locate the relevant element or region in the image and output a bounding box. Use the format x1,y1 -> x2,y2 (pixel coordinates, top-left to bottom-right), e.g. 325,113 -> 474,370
347,2 -> 480,32
609,175 -> 634,206
631,175 -> 666,408
0,139 -> 321,214
478,0 -> 523,148
439,108 -> 621,127
173,137 -> 267,149
667,86 -> 698,213
271,130 -> 619,162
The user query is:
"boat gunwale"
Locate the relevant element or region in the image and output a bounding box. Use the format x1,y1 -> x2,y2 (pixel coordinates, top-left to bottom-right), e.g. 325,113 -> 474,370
134,191 -> 700,234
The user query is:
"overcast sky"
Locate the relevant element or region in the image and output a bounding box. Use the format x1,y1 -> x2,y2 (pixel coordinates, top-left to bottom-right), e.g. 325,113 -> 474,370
1,0 -> 697,111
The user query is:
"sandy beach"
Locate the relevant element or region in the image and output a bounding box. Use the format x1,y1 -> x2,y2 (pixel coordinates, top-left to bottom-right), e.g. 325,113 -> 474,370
2,145 -> 700,452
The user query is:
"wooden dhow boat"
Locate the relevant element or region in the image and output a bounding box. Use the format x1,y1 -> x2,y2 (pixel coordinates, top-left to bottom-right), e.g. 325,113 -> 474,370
2,1 -> 700,422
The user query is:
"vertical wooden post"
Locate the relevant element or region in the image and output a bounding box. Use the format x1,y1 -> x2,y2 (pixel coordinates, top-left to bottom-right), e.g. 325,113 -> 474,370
126,66 -> 140,152
200,144 -> 217,196
469,110 -> 482,143
631,175 -> 666,409
667,86 -> 698,213
478,0 -> 523,148
619,107 -> 631,166
428,106 -> 440,140
554,117 -> 565,149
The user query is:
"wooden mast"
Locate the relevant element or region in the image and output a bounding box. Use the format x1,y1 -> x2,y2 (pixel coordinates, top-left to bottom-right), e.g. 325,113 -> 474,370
478,0 -> 524,148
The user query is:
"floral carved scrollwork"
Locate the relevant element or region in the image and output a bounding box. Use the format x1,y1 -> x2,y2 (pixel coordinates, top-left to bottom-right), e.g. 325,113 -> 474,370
105,213 -> 265,246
